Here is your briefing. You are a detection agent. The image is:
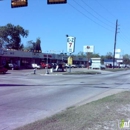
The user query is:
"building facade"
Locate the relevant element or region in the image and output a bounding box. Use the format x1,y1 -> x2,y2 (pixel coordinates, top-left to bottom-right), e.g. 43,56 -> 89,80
0,48 -> 87,68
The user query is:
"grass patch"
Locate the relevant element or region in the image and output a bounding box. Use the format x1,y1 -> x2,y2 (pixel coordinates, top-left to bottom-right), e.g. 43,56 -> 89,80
14,91 -> 130,130
63,71 -> 101,75
66,105 -> 75,110
105,68 -> 129,72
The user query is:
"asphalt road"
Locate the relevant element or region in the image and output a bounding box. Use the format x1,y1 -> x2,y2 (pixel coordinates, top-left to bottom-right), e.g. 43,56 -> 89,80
0,68 -> 130,130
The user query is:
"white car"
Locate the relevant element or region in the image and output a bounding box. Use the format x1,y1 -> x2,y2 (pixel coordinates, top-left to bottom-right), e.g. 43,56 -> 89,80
100,65 -> 106,70
32,63 -> 41,69
65,64 -> 77,68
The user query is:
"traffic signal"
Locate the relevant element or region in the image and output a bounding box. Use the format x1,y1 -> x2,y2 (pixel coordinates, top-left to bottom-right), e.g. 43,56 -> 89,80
11,0 -> 28,8
47,0 -> 67,4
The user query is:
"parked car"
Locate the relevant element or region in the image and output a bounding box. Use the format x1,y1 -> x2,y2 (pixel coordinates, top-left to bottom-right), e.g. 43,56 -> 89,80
13,64 -> 20,70
126,64 -> 130,68
51,63 -> 57,69
65,64 -> 69,68
71,64 -> 77,68
25,64 -> 33,69
0,66 -> 8,74
100,65 -> 106,70
40,62 -> 46,68
78,64 -> 86,68
120,64 -> 126,68
7,63 -> 20,70
8,63 -> 14,69
54,63 -> 65,72
32,63 -> 41,69
65,64 -> 77,68
40,63 -> 52,69
48,63 -> 53,69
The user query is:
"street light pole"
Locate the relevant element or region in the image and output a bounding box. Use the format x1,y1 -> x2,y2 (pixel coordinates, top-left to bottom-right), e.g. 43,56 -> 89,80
69,53 -> 71,73
46,51 -> 49,74
113,19 -> 118,69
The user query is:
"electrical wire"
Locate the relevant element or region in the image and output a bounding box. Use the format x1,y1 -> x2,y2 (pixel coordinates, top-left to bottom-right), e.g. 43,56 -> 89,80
94,0 -> 130,49
81,0 -> 115,27
68,2 -> 113,32
72,0 -> 114,29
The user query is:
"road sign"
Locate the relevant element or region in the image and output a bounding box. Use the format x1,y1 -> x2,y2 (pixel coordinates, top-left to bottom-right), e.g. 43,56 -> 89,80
67,36 -> 75,53
68,56 -> 72,65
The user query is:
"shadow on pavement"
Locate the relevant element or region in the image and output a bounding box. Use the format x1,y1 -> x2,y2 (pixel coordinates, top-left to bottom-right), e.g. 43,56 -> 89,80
0,73 -> 11,75
0,84 -> 43,87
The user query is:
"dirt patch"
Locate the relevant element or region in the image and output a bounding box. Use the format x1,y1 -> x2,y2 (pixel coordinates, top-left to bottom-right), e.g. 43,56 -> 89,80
15,91 -> 130,130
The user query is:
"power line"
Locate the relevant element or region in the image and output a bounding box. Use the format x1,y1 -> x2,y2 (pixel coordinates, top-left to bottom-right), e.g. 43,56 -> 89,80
94,0 -> 130,50
94,0 -> 117,19
81,0 -> 115,27
69,0 -> 130,55
72,0 -> 114,29
68,2 -> 113,32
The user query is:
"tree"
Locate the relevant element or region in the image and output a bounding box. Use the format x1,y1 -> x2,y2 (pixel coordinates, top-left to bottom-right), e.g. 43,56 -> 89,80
100,55 -> 105,64
123,54 -> 130,64
35,38 -> 42,52
0,23 -> 28,50
25,38 -> 42,52
88,53 -> 100,58
77,52 -> 100,58
77,51 -> 86,58
25,40 -> 35,51
105,52 -> 113,59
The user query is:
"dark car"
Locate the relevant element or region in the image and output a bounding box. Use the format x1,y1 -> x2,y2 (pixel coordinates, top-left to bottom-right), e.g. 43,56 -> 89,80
78,64 -> 86,68
0,66 -> 8,74
13,64 -> 20,70
51,63 -> 57,69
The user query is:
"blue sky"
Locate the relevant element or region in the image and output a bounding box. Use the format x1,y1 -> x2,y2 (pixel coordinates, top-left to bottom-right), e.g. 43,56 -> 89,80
0,0 -> 130,56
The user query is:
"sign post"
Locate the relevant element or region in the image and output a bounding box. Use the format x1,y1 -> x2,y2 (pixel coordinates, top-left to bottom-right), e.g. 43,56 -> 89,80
67,36 -> 76,73
87,46 -> 90,69
83,45 -> 94,69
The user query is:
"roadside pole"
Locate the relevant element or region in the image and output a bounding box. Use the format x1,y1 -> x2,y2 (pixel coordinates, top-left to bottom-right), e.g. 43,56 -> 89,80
83,45 -> 94,69
46,51 -> 49,74
113,19 -> 119,69
87,52 -> 89,69
69,53 -> 72,73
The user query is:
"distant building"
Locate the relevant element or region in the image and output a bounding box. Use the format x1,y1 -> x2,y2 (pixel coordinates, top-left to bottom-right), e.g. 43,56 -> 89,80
104,59 -> 123,67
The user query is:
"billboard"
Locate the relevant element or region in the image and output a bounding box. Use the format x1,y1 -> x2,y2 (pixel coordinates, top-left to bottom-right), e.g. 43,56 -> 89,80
67,36 -> 76,53
115,49 -> 121,53
115,54 -> 120,58
47,0 -> 67,4
83,45 -> 94,53
11,0 -> 28,8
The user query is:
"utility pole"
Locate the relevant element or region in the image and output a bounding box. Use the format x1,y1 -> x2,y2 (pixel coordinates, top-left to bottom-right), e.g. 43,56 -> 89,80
113,19 -> 118,69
